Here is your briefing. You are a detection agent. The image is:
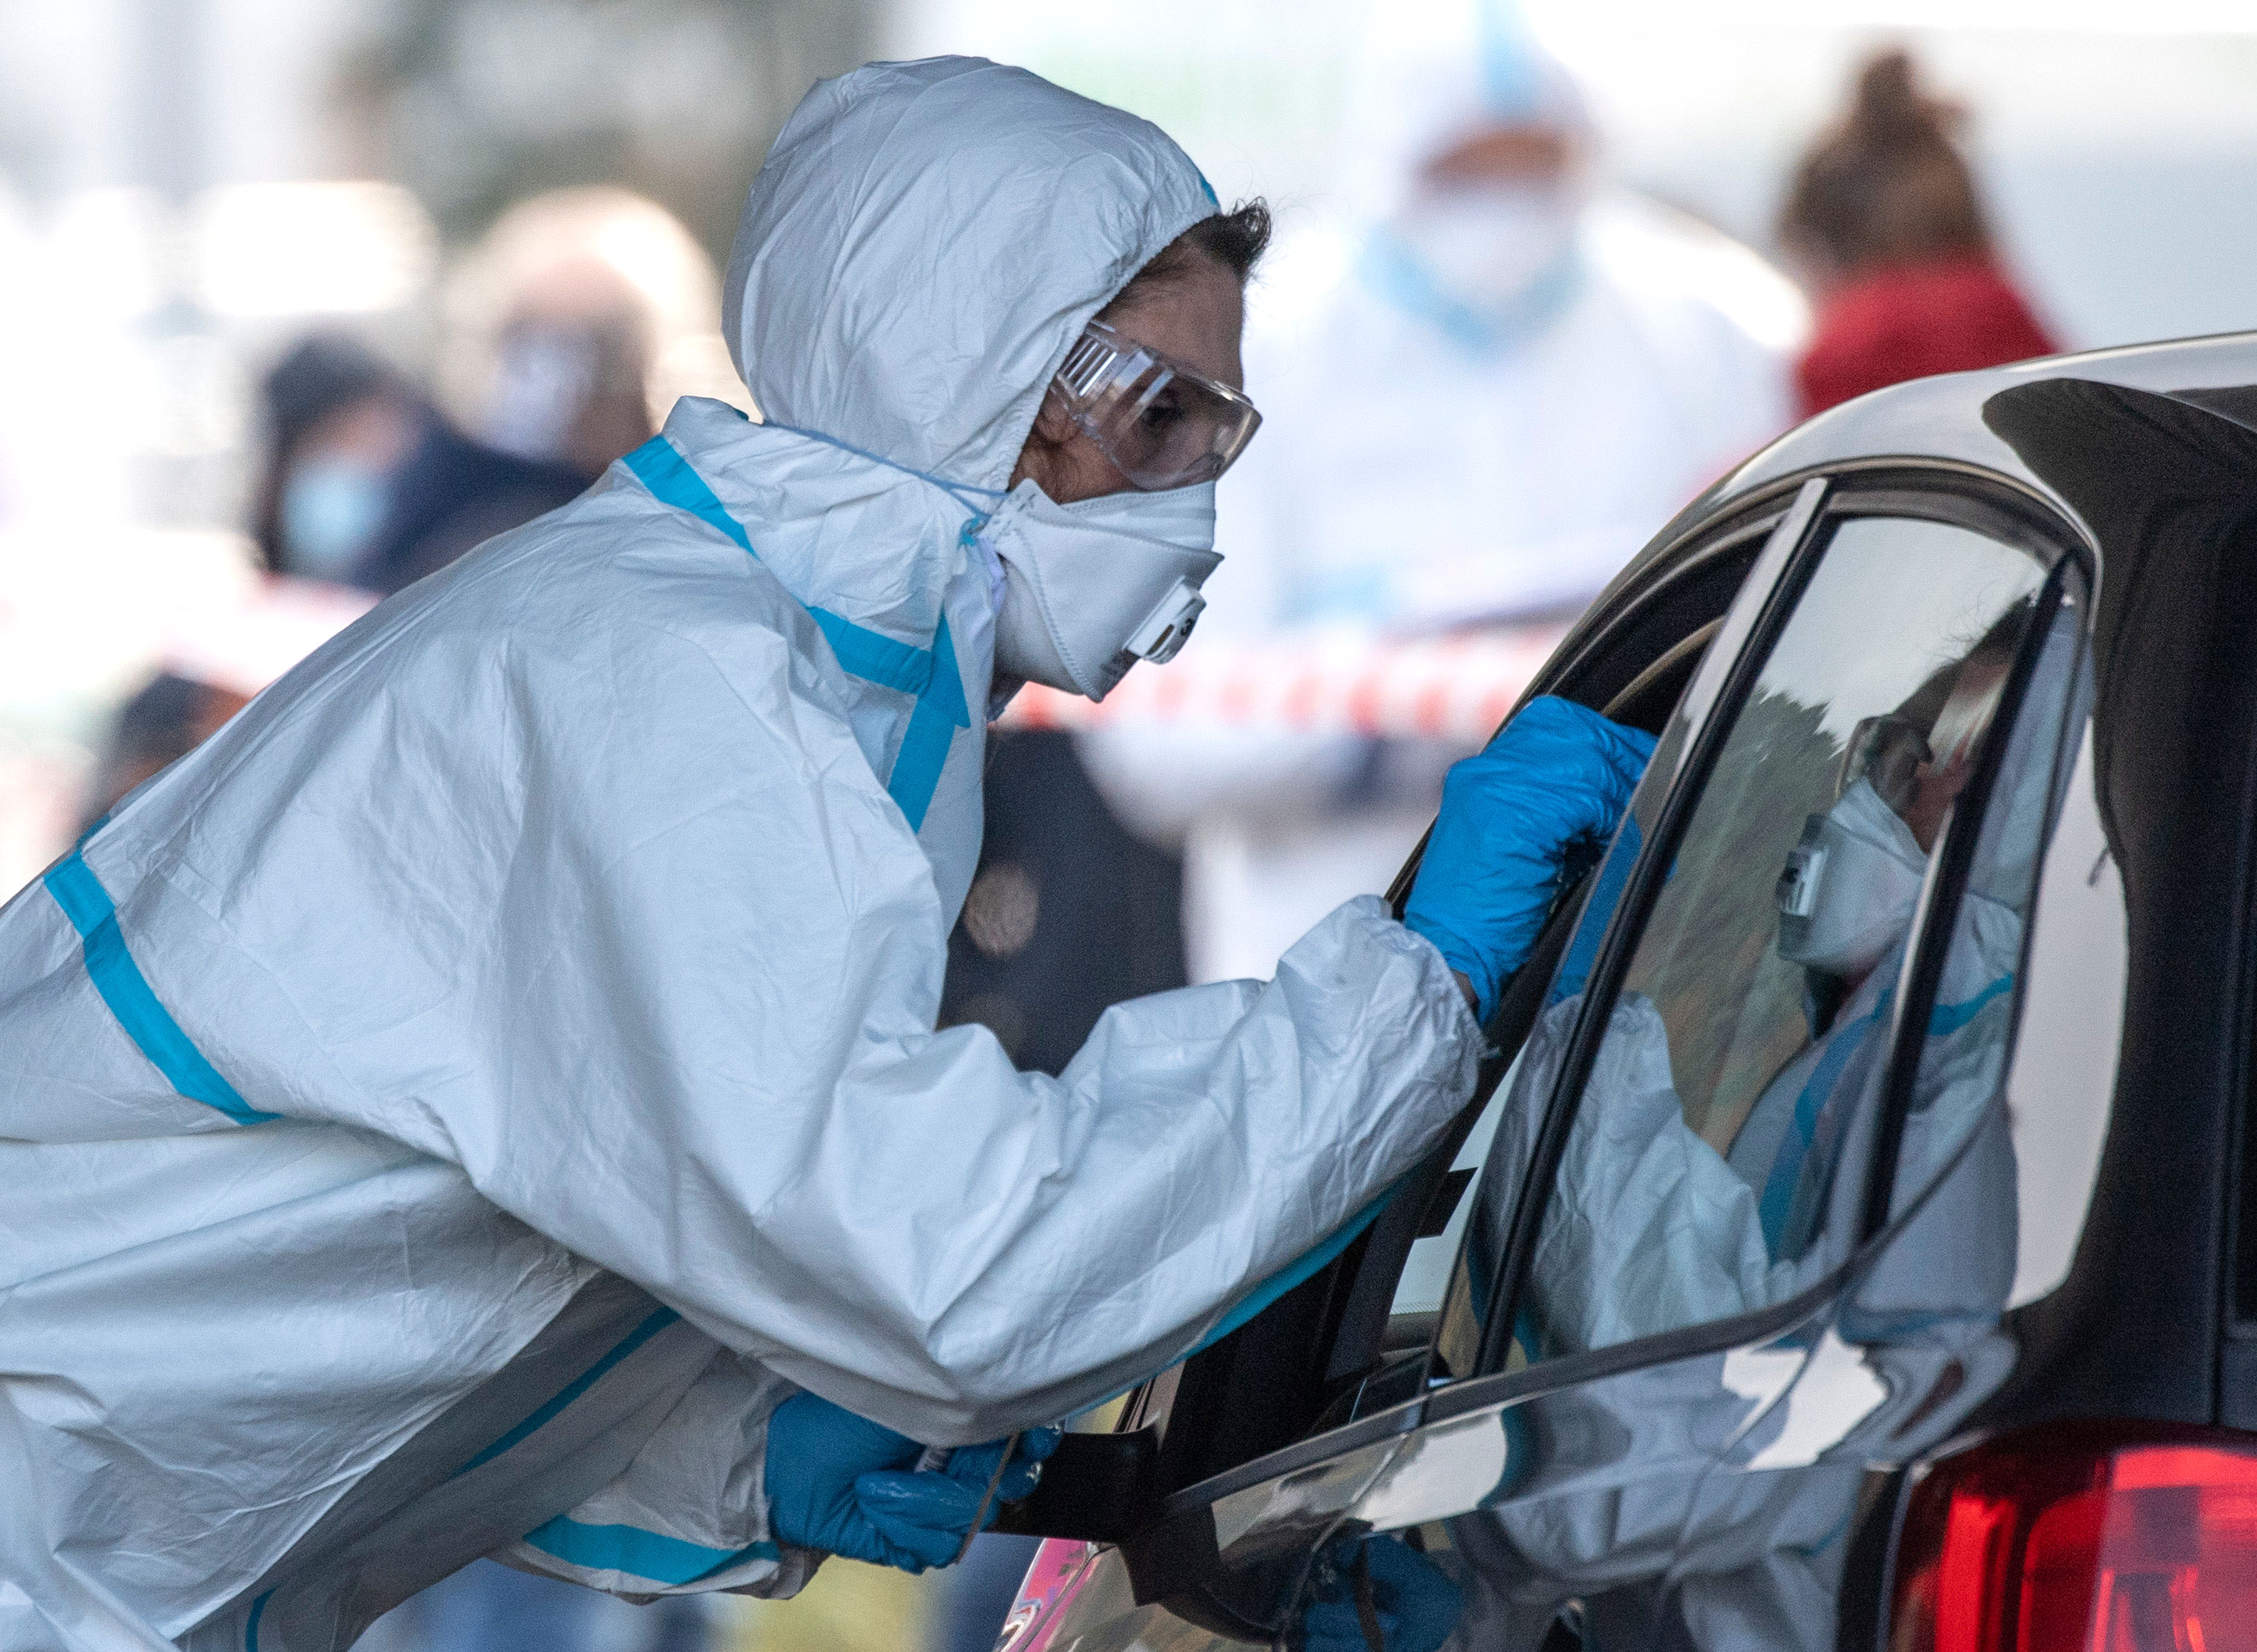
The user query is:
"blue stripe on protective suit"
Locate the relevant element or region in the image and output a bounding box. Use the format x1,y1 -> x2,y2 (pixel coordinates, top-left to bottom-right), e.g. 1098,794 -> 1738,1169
1926,973 -> 2012,1035
43,850 -> 275,1126
623,436 -> 969,829
459,1307 -> 681,1475
1755,975 -> 2015,1257
517,1517 -> 781,1588
887,614 -> 968,830
1757,999 -> 1887,1253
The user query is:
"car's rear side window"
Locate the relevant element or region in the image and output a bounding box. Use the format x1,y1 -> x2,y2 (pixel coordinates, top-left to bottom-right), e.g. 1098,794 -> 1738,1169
1434,507 -> 2079,1374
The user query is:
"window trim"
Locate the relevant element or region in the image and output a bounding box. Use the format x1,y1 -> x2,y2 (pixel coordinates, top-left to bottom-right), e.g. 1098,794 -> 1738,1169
1132,469 -> 2098,1533
1854,553 -> 2092,1247
1472,477 -> 2093,1378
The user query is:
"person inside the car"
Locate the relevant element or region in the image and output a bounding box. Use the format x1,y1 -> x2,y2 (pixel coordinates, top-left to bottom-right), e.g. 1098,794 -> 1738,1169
1500,605 -> 2040,1361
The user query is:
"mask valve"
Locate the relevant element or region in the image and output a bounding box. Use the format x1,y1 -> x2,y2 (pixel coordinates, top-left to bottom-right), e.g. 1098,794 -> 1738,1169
1123,579 -> 1206,664
1776,828 -> 1827,924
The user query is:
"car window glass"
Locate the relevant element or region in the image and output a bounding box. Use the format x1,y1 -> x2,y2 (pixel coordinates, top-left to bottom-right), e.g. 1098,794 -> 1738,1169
1466,513 -> 2051,1369
1846,596 -> 2086,1348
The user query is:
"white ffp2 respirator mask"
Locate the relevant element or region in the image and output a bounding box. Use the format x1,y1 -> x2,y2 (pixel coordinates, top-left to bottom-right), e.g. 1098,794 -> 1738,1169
1393,186 -> 1580,320
981,477 -> 1220,701
1775,777 -> 1931,980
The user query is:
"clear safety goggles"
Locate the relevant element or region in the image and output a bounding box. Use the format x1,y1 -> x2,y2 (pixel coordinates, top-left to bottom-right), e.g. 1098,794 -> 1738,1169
1049,319 -> 1261,492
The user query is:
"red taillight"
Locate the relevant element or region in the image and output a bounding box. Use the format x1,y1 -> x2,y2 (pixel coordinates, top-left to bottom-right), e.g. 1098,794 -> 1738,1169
1891,1423 -> 2257,1651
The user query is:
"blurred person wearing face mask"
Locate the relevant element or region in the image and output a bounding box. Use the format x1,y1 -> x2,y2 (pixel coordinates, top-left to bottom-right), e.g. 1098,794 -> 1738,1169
1780,49 -> 2059,417
252,334 -> 588,596
1083,0 -> 1802,987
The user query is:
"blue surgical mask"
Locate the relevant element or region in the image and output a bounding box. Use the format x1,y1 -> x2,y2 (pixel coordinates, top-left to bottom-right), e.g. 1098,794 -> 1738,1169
282,460 -> 391,581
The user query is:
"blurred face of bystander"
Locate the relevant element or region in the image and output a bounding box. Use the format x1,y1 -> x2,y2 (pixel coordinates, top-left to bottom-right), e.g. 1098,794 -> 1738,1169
278,392 -> 420,582
1419,121 -> 1575,192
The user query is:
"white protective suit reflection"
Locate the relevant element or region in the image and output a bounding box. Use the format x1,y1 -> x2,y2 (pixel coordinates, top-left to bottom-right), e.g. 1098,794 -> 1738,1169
1440,614 -> 2079,1649
1083,0 -> 1802,986
0,59 -> 1483,1652
1498,685 -> 2036,1360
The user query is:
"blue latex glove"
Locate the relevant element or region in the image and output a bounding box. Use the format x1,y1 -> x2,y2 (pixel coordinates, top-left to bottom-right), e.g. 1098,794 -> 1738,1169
764,1392 -> 1061,1574
764,1391 -> 930,1570
1299,1536 -> 1465,1652
1404,696 -> 1656,1021
854,1426 -> 1062,1570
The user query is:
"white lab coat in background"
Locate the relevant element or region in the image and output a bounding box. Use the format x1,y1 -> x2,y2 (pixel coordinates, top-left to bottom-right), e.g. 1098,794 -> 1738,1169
1085,194 -> 1801,984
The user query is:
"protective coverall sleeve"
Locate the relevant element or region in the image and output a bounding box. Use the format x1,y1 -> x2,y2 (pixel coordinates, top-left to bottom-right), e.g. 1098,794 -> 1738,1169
492,1345 -> 820,1599
186,603 -> 1486,1447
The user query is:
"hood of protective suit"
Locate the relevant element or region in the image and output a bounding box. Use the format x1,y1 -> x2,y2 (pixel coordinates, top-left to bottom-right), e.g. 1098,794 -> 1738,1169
725,57 -> 1217,493
1337,0 -> 1592,224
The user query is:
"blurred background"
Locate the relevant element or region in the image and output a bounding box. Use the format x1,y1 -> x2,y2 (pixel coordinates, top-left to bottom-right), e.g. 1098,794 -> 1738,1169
3,1 -> 2254,1649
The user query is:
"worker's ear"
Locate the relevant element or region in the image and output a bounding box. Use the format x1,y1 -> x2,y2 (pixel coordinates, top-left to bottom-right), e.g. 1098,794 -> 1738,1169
1027,388 -> 1080,450
1010,390 -> 1079,492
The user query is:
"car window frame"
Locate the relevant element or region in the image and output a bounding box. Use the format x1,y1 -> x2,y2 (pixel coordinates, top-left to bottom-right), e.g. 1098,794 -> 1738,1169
1112,497 -> 1804,1477
1124,466 -> 2097,1529
1463,474 -> 2093,1380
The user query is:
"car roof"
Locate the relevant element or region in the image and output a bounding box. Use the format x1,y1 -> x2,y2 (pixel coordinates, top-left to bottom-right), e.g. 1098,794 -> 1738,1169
1556,329 -> 2257,656
1719,329 -> 2257,515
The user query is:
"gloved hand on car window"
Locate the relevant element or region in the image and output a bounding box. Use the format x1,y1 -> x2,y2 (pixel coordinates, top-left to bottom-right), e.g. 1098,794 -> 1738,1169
764,1389 -> 1059,1573
1404,696 -> 1656,1022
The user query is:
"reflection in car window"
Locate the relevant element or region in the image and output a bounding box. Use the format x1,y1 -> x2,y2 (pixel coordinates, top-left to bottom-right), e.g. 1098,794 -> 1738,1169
1479,515 -> 2058,1366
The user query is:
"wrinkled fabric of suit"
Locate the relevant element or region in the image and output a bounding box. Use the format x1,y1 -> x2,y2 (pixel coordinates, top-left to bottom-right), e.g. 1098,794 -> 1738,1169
0,56 -> 1481,1652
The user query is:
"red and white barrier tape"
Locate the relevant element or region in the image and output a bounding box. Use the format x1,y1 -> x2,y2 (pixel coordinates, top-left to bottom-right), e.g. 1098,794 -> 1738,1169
997,625 -> 1567,742
155,586 -> 1563,746
160,577 -> 378,699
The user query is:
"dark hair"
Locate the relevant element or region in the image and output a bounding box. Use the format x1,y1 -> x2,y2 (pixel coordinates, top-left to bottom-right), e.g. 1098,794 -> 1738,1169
1107,199 -> 1273,314
250,334 -> 406,574
1778,50 -> 1989,275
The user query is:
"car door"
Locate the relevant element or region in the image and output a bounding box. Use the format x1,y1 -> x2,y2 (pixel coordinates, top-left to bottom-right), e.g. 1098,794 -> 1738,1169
1273,474 -> 2093,1652
991,489 -> 1801,1652
999,467 -> 2094,1652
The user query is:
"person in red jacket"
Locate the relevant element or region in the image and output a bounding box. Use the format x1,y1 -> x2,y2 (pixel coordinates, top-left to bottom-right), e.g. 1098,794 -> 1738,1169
1780,49 -> 2057,417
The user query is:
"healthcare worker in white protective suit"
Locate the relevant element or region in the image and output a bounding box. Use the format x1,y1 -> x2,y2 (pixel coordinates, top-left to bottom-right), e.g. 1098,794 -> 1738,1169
1084,0 -> 1804,987
0,59 -> 1658,1652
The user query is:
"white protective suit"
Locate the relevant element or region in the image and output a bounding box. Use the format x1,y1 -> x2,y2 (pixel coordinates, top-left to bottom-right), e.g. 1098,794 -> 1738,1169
1084,3 -> 1801,985
0,59 -> 1483,1652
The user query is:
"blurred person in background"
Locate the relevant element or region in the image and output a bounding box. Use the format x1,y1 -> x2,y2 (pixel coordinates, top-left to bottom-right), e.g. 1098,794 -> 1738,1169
1780,48 -> 2059,417
76,332 -> 590,830
79,673 -> 249,835
1085,0 -> 1801,987
442,188 -> 737,478
252,332 -> 587,596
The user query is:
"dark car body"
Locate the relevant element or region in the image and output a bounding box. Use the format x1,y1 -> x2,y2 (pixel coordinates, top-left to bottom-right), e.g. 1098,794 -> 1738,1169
987,334 -> 2257,1651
